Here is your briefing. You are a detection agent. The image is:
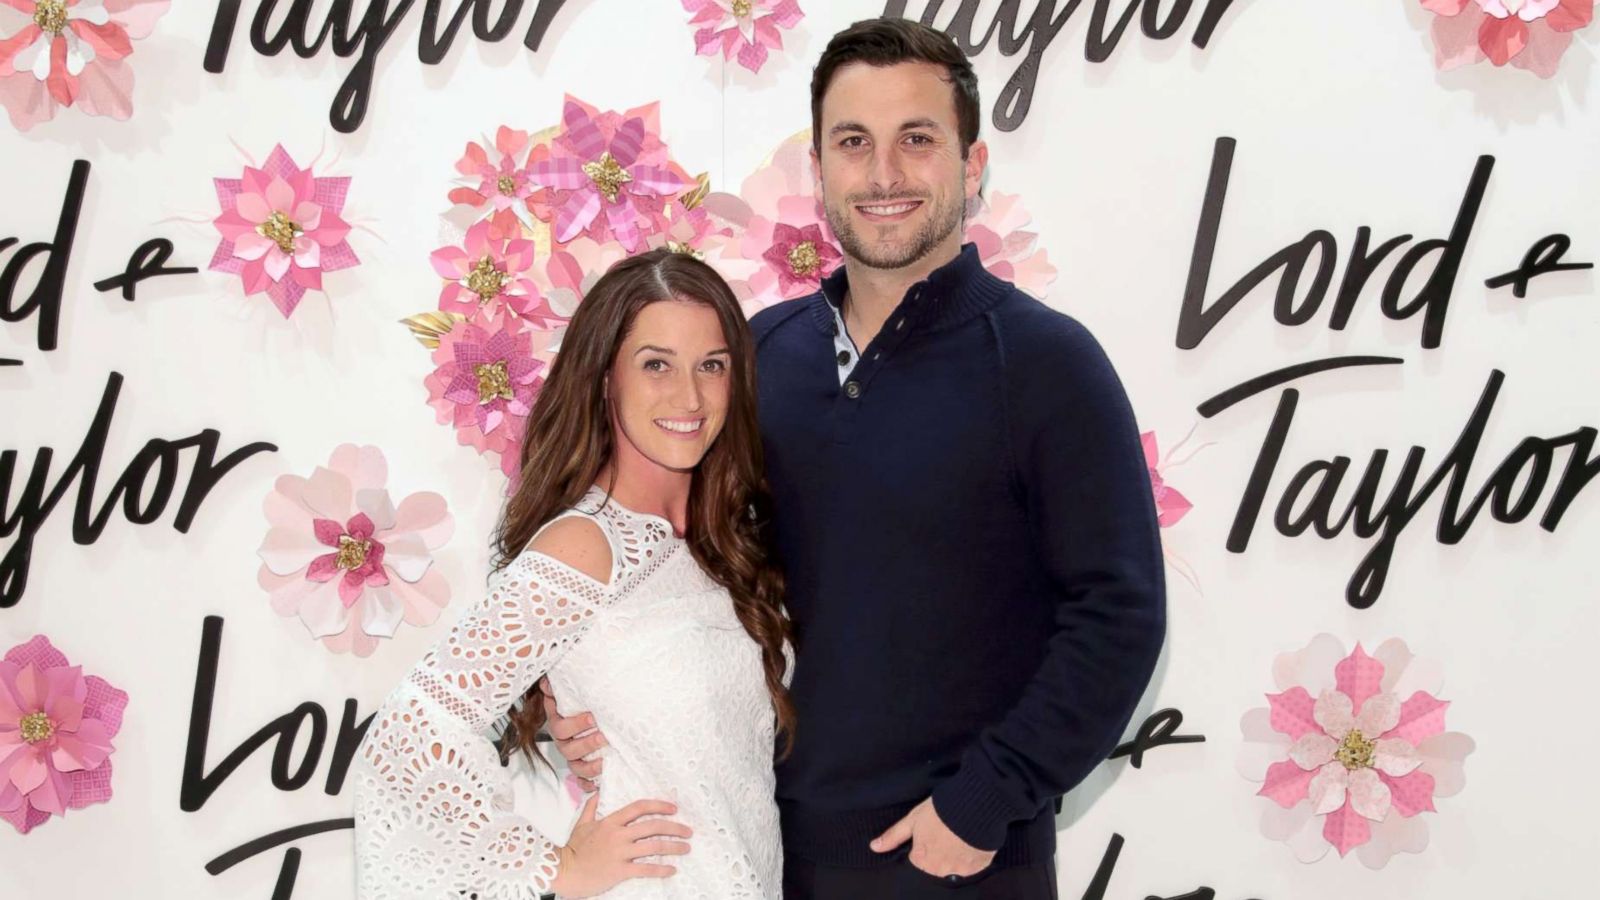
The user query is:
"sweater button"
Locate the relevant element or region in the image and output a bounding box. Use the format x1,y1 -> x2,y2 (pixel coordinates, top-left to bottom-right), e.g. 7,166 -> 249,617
836,350 -> 852,366
844,380 -> 861,399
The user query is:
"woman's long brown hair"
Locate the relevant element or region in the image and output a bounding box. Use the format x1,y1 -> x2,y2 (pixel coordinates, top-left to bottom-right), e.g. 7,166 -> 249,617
492,247 -> 794,763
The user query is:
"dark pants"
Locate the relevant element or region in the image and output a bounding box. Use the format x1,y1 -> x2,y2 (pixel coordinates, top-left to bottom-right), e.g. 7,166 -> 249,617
783,853 -> 1059,900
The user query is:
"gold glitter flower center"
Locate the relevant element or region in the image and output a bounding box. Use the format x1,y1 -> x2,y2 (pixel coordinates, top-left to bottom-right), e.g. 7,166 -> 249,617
787,240 -> 821,277
466,256 -> 508,303
20,711 -> 54,744
732,0 -> 753,17
1335,729 -> 1376,771
336,534 -> 372,570
33,1 -> 68,36
665,241 -> 704,260
476,359 -> 514,404
256,211 -> 303,255
496,175 -> 518,196
582,152 -> 632,203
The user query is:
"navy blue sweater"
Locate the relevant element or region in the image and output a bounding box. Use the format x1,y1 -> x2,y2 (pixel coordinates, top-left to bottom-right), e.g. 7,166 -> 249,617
750,244 -> 1166,867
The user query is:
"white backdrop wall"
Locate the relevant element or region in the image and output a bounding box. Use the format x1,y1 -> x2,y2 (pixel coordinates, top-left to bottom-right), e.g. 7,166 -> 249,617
2,1 -> 1597,898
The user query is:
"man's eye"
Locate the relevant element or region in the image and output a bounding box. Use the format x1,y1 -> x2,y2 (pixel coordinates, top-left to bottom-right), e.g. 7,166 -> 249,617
840,136 -> 867,149
905,134 -> 933,146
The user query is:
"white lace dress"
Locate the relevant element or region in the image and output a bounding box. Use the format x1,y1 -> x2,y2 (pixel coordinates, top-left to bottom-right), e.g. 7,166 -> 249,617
353,487 -> 782,899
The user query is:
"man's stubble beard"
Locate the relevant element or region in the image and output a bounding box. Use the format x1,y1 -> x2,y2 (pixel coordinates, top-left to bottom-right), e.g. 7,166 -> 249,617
823,175 -> 966,271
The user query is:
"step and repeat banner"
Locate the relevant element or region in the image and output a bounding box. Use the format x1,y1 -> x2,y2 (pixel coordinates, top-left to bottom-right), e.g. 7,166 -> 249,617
3,1 -> 1596,898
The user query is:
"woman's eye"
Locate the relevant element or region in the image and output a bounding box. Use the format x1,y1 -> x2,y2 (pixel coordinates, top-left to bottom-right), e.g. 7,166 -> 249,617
700,359 -> 728,374
643,359 -> 669,372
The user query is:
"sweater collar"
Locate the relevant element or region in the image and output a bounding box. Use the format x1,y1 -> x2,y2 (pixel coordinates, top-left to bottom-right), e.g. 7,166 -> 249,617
808,242 -> 1009,336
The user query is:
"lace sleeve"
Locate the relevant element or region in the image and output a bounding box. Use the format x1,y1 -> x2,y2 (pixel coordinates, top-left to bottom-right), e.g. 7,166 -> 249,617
353,551 -> 613,899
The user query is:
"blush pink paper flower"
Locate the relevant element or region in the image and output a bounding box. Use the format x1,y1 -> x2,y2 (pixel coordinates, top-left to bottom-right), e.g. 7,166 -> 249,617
0,634 -> 127,835
0,0 -> 169,131
424,308 -> 556,482
1238,635 -> 1475,868
257,444 -> 454,658
431,211 -> 558,326
682,0 -> 804,74
210,144 -> 360,318
526,95 -> 695,252
447,125 -> 541,222
1422,0 -> 1594,77
965,192 -> 1057,299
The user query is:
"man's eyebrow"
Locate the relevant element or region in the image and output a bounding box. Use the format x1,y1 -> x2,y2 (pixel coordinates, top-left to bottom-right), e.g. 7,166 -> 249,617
899,117 -> 941,132
828,121 -> 869,137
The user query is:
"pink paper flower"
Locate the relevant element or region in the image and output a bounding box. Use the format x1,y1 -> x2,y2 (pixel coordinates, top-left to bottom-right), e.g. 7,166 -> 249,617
257,444 -> 454,658
430,211 -> 558,326
1142,431 -> 1194,528
0,635 -> 126,835
0,0 -> 169,131
1422,0 -> 1593,77
424,308 -> 555,482
1238,635 -> 1475,868
682,0 -> 804,74
447,125 -> 541,222
526,95 -> 695,252
965,192 -> 1057,299
210,144 -> 360,318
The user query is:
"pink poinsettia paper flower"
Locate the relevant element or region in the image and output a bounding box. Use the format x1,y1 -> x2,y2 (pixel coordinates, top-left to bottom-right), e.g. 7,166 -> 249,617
0,634 -> 127,835
1422,0 -> 1593,77
210,144 -> 360,318
424,308 -> 556,482
1238,635 -> 1475,868
447,125 -> 541,222
0,0 -> 169,131
683,0 -> 804,74
526,95 -> 695,252
431,211 -> 559,326
258,444 -> 454,658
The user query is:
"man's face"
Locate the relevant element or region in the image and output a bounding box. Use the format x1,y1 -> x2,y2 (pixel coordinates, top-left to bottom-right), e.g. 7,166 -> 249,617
813,61 -> 987,272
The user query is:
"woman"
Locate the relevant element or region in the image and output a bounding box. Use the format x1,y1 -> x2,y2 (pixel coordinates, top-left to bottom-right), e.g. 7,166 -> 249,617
353,248 -> 793,899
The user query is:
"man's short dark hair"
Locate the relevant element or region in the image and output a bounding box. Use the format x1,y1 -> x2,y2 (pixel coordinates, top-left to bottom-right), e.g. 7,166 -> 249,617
810,18 -> 981,159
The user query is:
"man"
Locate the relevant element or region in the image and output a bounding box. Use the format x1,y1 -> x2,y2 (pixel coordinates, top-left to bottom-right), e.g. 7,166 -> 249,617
547,18 -> 1165,899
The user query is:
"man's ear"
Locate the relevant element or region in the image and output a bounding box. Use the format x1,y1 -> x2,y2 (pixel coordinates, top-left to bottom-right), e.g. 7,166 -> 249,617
964,139 -> 989,201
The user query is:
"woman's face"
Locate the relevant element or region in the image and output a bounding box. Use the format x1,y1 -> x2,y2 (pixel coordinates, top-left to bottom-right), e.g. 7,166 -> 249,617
608,299 -> 733,473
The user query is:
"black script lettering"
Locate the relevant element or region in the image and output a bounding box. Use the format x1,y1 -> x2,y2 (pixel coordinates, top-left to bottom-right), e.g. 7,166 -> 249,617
0,159 -> 87,358
0,373 -> 276,608
205,0 -> 571,133
1109,708 -> 1205,768
92,237 -> 198,302
1074,832 -> 1262,900
1209,368 -> 1600,608
1485,233 -> 1594,299
1178,138 -> 1491,351
885,1 -> 1241,132
181,616 -> 376,810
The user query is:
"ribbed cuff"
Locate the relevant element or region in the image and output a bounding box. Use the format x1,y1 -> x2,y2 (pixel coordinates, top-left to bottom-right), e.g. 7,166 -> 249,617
929,767 -> 1027,853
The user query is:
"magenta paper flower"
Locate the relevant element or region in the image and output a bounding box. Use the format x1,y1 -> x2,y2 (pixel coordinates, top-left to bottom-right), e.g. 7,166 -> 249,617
1422,0 -> 1593,77
431,210 -> 558,326
1238,635 -> 1475,868
0,635 -> 126,835
0,0 -> 168,131
447,125 -> 541,222
526,95 -> 694,252
258,444 -> 454,658
1142,431 -> 1194,528
210,144 -> 359,318
682,0 -> 804,74
424,308 -> 556,481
